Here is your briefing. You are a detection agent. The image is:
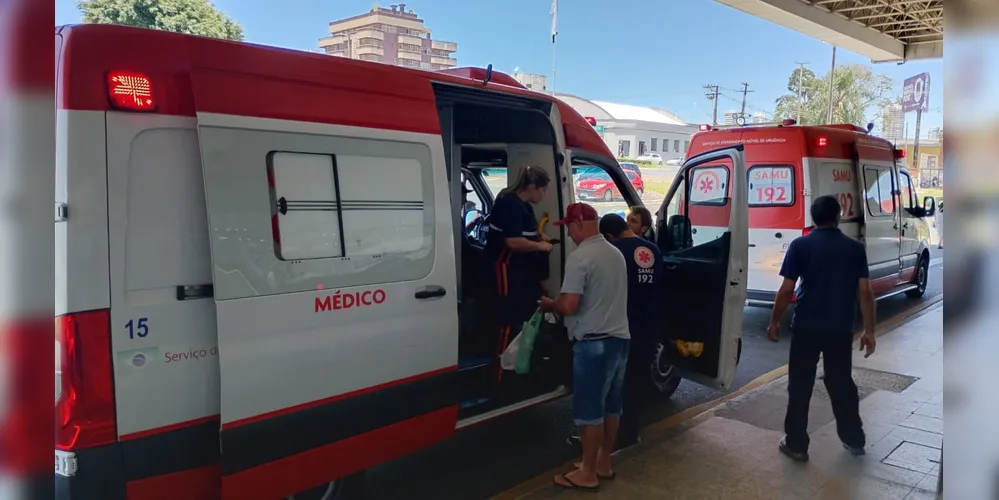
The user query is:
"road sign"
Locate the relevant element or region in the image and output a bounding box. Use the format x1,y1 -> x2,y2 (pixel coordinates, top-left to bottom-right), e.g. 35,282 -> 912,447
595,125 -> 605,133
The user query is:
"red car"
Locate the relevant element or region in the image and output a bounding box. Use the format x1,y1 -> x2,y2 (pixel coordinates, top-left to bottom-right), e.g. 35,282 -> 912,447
576,170 -> 644,202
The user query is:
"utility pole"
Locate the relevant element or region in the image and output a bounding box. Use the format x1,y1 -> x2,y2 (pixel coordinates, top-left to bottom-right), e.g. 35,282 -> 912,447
738,81 -> 753,125
912,108 -> 923,173
826,45 -> 837,124
703,84 -> 720,126
794,62 -> 808,123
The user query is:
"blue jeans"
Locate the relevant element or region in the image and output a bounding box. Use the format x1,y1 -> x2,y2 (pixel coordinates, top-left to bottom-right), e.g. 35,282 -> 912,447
572,337 -> 630,427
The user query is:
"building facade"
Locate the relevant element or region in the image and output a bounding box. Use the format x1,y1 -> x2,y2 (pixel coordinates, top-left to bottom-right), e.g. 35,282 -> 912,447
512,72 -> 549,93
556,94 -> 698,162
318,4 -> 458,71
880,102 -> 904,144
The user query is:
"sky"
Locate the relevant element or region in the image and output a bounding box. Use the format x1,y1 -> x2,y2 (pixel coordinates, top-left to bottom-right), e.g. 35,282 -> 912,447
57,0 -> 944,135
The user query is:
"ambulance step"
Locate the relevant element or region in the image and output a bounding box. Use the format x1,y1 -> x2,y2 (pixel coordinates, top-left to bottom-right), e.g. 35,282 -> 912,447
459,356 -> 493,371
459,397 -> 491,410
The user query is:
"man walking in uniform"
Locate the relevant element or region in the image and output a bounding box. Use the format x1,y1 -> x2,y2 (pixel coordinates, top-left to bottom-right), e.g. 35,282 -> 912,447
768,195 -> 877,462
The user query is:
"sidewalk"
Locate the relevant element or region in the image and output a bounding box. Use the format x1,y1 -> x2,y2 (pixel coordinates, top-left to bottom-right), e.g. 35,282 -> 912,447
509,302 -> 943,500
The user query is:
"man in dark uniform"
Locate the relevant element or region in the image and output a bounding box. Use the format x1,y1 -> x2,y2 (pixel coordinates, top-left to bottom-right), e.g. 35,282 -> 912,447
768,195 -> 877,462
599,213 -> 663,448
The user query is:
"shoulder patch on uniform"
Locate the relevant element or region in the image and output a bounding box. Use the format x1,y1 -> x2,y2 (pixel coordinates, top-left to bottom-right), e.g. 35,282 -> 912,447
634,245 -> 655,269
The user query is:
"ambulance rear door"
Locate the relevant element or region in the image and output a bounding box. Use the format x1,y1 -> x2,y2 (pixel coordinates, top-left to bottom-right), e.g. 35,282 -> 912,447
654,145 -> 748,391
190,72 -> 460,499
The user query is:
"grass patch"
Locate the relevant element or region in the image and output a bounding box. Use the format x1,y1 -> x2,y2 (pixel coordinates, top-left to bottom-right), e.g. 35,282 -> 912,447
921,187 -> 943,200
643,180 -> 672,196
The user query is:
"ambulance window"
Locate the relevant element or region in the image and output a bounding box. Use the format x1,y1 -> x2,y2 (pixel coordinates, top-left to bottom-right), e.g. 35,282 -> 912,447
687,165 -> 730,206
268,152 -> 344,261
863,166 -> 896,216
336,155 -> 427,255
898,171 -> 915,209
747,165 -> 794,206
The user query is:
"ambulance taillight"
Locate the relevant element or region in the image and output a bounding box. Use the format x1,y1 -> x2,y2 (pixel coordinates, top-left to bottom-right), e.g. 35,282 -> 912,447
698,124 -> 711,132
817,136 -> 828,147
56,311 -> 117,450
894,149 -> 906,159
106,71 -> 156,111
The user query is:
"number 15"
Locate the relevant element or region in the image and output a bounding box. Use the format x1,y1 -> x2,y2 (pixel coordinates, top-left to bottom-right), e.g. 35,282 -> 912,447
126,318 -> 149,339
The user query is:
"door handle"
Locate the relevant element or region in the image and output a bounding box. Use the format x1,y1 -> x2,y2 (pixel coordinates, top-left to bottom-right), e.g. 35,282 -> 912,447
415,286 -> 447,299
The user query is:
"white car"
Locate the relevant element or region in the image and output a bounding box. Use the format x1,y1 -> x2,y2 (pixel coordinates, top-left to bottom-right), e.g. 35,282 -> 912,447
666,159 -> 682,166
636,153 -> 664,165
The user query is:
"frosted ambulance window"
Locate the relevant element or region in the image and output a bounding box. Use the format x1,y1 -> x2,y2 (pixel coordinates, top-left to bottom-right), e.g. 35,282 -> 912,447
268,152 -> 344,260
747,165 -> 794,206
688,165 -> 729,206
335,155 -> 427,256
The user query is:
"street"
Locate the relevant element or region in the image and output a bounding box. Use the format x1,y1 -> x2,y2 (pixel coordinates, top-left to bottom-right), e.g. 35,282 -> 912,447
359,251 -> 944,500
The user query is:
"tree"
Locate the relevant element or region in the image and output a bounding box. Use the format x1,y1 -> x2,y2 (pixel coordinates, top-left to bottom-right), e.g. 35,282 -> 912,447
773,64 -> 893,127
78,0 -> 244,41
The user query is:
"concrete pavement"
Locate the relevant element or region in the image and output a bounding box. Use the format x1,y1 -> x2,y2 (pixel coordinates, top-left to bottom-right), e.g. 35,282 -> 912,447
500,302 -> 943,500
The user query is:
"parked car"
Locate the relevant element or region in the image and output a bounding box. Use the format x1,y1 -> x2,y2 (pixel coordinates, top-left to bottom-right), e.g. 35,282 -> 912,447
619,162 -> 642,178
576,170 -> 644,202
666,158 -> 682,166
636,153 -> 664,165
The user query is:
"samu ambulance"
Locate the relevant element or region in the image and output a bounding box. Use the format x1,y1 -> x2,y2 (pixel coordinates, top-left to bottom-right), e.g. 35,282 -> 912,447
53,24 -> 749,500
683,120 -> 936,307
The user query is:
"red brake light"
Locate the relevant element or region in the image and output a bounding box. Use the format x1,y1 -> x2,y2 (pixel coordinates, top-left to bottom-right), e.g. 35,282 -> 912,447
584,116 -> 597,127
56,310 -> 117,450
106,71 -> 156,111
698,124 -> 711,131
782,119 -> 796,126
817,136 -> 828,147
895,148 -> 907,159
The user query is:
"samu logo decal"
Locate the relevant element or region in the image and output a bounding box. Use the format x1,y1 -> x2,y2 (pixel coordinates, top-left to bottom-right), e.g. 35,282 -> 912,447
634,246 -> 655,269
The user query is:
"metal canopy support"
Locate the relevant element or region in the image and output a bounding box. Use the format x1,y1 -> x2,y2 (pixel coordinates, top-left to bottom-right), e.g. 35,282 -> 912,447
714,0 -> 941,62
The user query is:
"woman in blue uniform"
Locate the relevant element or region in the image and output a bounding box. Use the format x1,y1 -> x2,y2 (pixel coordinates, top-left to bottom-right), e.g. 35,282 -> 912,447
485,165 -> 553,378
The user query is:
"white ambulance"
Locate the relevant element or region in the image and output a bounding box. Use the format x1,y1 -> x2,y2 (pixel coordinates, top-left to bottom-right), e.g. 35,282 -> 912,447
54,24 -> 748,500
682,120 -> 936,307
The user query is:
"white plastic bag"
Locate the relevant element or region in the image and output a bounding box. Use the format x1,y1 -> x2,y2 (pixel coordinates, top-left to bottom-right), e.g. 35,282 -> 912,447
500,331 -> 523,371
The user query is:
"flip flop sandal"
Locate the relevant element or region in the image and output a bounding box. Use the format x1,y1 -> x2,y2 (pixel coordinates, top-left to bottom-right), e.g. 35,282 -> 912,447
571,463 -> 616,480
554,473 -> 600,492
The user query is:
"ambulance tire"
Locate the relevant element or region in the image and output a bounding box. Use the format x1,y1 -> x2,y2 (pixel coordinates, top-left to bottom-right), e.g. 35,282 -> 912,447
650,340 -> 682,398
287,472 -> 365,500
905,255 -> 929,299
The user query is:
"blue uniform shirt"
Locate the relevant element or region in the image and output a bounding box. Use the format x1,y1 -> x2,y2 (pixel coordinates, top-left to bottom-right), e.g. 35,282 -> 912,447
611,237 -> 663,351
779,227 -> 869,335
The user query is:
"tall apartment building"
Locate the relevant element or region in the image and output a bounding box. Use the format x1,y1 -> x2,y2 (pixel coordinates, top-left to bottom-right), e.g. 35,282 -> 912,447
880,102 -> 904,144
318,4 -> 458,71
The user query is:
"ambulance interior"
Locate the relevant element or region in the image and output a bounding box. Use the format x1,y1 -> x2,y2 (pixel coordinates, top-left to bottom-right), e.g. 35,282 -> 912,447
435,90 -> 637,416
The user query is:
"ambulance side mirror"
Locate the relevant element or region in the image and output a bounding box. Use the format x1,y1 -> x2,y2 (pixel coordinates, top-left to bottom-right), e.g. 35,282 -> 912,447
922,196 -> 936,217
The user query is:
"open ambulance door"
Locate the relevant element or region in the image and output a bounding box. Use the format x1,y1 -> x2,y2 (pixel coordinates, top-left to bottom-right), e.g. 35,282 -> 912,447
654,145 -> 748,391
192,105 -> 460,498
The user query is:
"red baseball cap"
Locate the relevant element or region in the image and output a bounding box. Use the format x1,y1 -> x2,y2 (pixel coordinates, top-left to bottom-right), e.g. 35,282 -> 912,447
552,203 -> 600,226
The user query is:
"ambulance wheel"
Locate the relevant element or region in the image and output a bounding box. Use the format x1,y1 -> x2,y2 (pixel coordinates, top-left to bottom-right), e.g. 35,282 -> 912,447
287,473 -> 364,500
603,189 -> 614,202
906,255 -> 929,298
650,340 -> 682,397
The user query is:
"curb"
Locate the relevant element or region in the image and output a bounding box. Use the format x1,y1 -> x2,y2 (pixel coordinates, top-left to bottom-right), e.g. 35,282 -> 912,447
490,296 -> 942,500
